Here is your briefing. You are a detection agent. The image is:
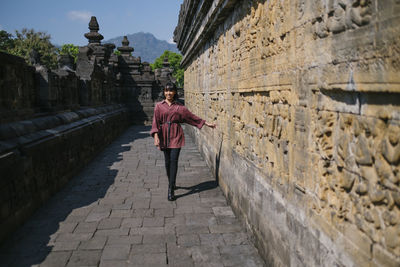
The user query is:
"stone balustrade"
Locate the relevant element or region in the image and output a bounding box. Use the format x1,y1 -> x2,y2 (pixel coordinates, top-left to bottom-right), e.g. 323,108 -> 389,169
0,104 -> 130,242
0,52 -> 36,123
0,16 -> 176,243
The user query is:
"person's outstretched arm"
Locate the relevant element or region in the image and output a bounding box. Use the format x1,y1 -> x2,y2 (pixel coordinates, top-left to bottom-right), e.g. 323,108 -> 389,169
182,106 -> 216,129
205,121 -> 216,128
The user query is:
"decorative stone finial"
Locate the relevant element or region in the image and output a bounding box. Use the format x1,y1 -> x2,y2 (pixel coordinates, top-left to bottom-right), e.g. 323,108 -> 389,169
122,36 -> 129,47
84,16 -> 104,44
117,36 -> 134,56
162,56 -> 170,67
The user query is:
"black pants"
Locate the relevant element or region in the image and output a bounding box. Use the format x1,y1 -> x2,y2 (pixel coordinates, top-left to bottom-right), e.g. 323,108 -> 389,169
163,148 -> 181,187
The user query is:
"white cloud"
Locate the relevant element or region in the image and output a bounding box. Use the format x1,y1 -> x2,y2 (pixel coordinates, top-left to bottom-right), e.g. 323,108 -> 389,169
67,11 -> 92,23
168,37 -> 175,44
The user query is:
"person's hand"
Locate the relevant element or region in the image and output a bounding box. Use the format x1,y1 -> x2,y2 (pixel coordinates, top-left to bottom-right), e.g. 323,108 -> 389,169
205,122 -> 216,129
154,133 -> 160,149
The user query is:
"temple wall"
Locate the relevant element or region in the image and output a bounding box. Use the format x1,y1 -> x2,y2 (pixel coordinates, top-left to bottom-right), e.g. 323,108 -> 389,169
0,104 -> 130,243
0,16 -> 178,243
0,52 -> 131,243
175,0 -> 400,266
0,53 -> 36,123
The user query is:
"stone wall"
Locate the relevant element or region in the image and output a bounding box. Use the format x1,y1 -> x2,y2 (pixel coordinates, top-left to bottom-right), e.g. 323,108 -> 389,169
175,0 -> 400,266
0,16 -> 178,243
0,104 -> 130,243
0,51 -> 131,243
0,52 -> 36,123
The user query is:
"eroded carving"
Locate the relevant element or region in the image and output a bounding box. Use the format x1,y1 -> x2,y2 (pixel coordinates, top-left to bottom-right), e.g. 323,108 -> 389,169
175,0 -> 400,265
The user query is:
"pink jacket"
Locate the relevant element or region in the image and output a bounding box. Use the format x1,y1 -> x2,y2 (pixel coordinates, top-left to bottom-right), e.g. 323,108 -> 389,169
150,100 -> 205,149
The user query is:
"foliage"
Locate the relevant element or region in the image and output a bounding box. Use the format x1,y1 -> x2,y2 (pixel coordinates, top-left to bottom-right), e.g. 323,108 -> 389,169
0,30 -> 15,52
8,28 -> 58,69
151,50 -> 184,88
114,49 -> 121,56
174,68 -> 184,88
59,44 -> 79,63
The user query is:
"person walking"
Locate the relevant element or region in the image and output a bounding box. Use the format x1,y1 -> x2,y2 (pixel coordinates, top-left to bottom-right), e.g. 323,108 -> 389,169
150,82 -> 216,201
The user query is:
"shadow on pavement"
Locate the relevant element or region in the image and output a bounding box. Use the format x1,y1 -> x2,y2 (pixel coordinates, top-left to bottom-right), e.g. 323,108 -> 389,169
0,126 -> 150,267
174,180 -> 218,199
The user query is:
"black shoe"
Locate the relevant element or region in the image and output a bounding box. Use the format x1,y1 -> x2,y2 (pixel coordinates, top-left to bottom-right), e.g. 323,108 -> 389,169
168,186 -> 175,201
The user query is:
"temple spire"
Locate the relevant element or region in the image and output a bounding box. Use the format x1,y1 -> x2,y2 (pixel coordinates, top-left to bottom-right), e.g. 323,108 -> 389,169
84,16 -> 104,44
117,36 -> 134,56
162,56 -> 170,68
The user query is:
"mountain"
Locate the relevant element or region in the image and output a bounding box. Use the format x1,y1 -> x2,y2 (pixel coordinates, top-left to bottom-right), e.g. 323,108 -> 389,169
104,32 -> 180,63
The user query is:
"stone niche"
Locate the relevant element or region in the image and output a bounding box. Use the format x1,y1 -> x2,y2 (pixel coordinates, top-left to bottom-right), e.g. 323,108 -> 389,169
174,1 -> 400,266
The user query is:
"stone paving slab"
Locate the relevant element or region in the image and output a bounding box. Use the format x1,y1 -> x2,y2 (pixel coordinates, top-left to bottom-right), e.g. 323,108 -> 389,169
0,125 -> 265,267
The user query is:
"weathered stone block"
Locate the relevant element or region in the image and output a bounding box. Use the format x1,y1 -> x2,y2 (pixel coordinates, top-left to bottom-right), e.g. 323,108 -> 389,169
175,0 -> 400,265
0,105 -> 130,243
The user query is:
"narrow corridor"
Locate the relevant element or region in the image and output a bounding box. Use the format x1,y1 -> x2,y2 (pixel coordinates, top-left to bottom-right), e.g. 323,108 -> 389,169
0,126 -> 265,267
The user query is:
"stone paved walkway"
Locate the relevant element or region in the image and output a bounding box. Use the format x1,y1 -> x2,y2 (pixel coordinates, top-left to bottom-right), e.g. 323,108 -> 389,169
0,126 -> 265,267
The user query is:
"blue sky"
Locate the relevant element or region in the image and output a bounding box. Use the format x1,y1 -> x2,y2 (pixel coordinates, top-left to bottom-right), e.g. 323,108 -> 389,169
0,0 -> 183,46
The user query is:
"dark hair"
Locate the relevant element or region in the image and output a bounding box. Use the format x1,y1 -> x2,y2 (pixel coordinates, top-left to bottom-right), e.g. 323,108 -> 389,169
164,82 -> 178,100
164,82 -> 177,92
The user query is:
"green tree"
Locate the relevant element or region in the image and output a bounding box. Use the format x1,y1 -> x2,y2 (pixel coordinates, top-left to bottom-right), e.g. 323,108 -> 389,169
9,28 -> 58,69
0,30 -> 14,52
151,50 -> 184,88
59,44 -> 79,63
